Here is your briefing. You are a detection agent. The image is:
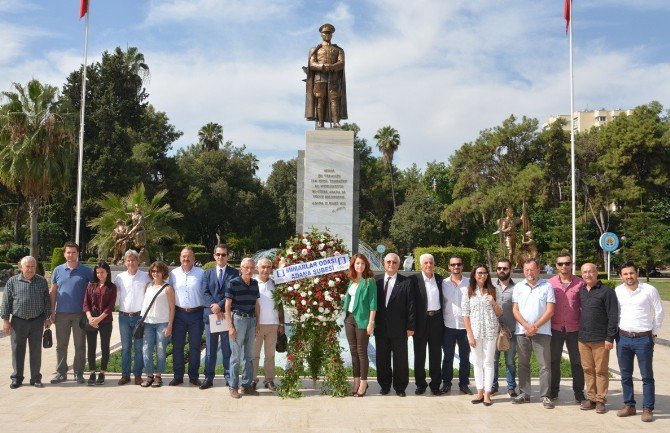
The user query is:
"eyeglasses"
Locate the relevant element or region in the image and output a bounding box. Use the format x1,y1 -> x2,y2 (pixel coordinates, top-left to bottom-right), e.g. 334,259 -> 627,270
215,253 -> 228,257
476,272 -> 489,276
259,265 -> 272,269
557,262 -> 571,267
385,260 -> 399,264
449,263 -> 463,267
496,267 -> 509,271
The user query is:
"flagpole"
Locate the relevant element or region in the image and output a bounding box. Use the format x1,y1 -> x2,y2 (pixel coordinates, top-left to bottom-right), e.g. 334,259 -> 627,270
75,3 -> 90,246
568,0 -> 577,274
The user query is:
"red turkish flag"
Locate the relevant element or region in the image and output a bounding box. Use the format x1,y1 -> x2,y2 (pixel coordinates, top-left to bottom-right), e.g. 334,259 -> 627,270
564,0 -> 571,33
79,0 -> 88,19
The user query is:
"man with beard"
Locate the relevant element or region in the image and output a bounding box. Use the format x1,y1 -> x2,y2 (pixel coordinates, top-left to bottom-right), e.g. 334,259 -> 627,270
491,258 -> 517,397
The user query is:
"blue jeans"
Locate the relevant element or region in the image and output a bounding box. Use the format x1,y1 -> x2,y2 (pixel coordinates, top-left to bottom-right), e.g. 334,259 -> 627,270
493,336 -> 517,391
228,314 -> 256,389
172,309 -> 204,381
204,323 -> 231,382
119,314 -> 144,377
616,334 -> 655,410
441,327 -> 470,387
142,323 -> 168,375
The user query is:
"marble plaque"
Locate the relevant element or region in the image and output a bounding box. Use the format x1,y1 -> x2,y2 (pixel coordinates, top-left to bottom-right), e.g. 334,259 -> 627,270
297,129 -> 359,253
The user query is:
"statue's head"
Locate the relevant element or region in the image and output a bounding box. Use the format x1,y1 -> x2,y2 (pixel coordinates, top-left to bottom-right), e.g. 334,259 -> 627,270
115,219 -> 123,226
134,204 -> 141,212
319,23 -> 335,41
506,207 -> 514,217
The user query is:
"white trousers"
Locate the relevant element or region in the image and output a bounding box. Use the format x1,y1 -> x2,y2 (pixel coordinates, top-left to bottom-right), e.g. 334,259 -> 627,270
471,337 -> 497,392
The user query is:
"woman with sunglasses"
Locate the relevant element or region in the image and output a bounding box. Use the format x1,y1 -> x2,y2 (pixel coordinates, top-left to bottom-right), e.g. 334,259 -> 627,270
463,263 -> 503,406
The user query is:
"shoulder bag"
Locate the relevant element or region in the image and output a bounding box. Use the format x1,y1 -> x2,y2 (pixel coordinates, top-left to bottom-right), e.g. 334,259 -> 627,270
133,283 -> 168,340
497,324 -> 512,352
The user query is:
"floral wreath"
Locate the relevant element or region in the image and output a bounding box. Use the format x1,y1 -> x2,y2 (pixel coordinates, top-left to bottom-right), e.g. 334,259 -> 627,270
273,228 -> 350,398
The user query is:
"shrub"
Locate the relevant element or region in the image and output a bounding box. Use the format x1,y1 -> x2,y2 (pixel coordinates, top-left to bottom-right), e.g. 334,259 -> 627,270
194,252 -> 211,265
0,262 -> 15,270
413,246 -> 480,272
202,261 -> 216,270
51,247 -> 65,270
434,266 -> 448,277
6,244 -> 29,262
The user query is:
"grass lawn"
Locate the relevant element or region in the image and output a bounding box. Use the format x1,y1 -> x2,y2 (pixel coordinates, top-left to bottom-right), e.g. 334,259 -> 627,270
605,278 -> 670,301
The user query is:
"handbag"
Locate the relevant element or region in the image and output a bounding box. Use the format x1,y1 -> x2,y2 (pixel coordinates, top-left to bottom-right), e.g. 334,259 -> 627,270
133,283 -> 168,340
42,328 -> 53,348
78,313 -> 89,330
497,324 -> 511,352
276,332 -> 288,353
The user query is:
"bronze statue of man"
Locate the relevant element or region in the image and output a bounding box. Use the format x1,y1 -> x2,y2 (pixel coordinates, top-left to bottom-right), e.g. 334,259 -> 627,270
305,23 -> 348,128
496,208 -> 521,263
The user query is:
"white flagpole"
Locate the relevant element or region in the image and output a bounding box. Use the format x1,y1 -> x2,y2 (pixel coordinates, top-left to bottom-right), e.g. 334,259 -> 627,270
568,1 -> 577,274
75,3 -> 90,246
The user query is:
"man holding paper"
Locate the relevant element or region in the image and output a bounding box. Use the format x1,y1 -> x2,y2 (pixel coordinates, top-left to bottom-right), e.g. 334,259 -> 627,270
200,244 -> 239,390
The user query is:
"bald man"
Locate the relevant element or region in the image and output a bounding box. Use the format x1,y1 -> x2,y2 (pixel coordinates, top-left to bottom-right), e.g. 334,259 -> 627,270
375,253 -> 416,397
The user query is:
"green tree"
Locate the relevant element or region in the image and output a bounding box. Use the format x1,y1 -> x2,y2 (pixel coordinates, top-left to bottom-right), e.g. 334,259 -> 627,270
0,80 -> 75,258
87,183 -> 182,259
620,209 -> 670,281
266,158 -> 297,243
374,126 -> 400,209
390,186 -> 447,254
198,122 -> 224,151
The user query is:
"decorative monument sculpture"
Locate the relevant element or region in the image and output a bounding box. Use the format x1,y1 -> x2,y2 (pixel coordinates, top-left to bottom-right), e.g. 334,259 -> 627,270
495,204 -> 539,267
304,23 -> 347,128
496,208 -> 521,263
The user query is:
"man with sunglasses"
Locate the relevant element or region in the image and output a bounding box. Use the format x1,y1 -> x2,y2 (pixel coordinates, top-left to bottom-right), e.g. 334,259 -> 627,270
492,258 -> 517,397
548,253 -> 586,404
200,244 -> 239,389
440,256 -> 472,395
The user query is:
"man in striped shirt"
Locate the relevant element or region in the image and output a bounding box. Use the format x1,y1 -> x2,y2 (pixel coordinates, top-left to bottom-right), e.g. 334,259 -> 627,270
225,257 -> 260,398
1,256 -> 51,388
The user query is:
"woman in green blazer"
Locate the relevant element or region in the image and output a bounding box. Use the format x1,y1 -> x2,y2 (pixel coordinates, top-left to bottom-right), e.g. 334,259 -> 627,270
343,253 -> 377,397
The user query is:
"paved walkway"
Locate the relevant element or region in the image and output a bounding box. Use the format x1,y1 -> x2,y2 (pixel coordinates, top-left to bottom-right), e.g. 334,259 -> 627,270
0,304 -> 668,432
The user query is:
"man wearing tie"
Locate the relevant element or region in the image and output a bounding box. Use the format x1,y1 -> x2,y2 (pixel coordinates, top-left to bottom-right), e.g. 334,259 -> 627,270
412,253 -> 444,395
375,253 -> 416,397
199,244 -> 239,389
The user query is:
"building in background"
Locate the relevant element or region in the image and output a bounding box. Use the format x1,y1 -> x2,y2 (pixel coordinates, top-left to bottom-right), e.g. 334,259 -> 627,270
543,109 -> 632,133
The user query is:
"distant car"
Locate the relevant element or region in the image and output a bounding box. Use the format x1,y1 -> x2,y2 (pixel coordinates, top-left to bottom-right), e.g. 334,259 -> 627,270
638,267 -> 662,278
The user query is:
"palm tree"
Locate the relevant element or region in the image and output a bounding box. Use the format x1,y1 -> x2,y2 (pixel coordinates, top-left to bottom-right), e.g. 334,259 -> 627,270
198,122 -> 223,151
374,125 -> 400,208
87,183 -> 182,260
118,46 -> 150,83
0,80 -> 75,258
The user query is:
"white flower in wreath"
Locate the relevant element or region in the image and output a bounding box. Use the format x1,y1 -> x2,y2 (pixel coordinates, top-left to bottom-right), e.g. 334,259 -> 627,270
302,238 -> 308,245
312,301 -> 318,305
313,278 -> 319,284
293,283 -> 300,290
328,280 -> 335,288
318,243 -> 325,250
290,300 -> 296,305
327,241 -> 334,247
318,307 -> 324,313
286,247 -> 294,255
333,251 -> 341,256
287,286 -> 293,292
301,249 -> 308,256
301,300 -> 306,306
335,277 -> 341,283
324,308 -> 330,314
307,290 -> 313,296
320,251 -> 327,257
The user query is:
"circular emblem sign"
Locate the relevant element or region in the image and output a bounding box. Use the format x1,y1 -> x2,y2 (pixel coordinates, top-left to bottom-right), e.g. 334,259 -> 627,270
376,244 -> 387,254
599,232 -> 619,253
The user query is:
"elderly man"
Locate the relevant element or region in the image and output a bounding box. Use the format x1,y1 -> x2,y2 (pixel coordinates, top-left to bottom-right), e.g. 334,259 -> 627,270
169,247 -> 205,386
251,258 -> 284,391
113,249 -> 150,385
1,256 -> 51,388
548,253 -> 585,403
411,253 -> 444,395
577,263 -> 618,414
441,255 -> 472,395
615,262 -> 664,422
512,258 -> 555,408
200,244 -> 239,390
491,258 -> 517,397
375,253 -> 415,397
225,258 -> 260,398
50,242 -> 94,384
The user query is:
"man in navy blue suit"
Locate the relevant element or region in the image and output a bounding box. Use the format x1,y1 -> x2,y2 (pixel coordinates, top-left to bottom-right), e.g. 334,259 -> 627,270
199,244 -> 239,389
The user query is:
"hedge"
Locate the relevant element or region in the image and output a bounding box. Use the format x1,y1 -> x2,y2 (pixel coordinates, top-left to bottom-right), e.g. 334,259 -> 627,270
51,247 -> 65,270
413,246 -> 480,272
163,244 -> 208,264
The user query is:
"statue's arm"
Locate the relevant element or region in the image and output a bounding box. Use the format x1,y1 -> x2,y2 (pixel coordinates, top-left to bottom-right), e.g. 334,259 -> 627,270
308,47 -> 323,72
329,47 -> 344,72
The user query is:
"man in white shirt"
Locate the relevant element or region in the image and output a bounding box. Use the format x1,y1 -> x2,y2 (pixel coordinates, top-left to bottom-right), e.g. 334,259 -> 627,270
168,247 -> 205,386
615,262 -> 665,423
251,258 -> 284,391
113,250 -> 150,385
512,258 -> 555,409
440,256 -> 472,395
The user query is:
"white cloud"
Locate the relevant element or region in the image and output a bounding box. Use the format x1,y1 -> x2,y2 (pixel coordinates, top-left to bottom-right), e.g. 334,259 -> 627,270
144,0 -> 295,25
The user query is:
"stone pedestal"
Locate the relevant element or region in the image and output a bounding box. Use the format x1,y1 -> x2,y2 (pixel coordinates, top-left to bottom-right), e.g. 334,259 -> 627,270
296,129 -> 359,253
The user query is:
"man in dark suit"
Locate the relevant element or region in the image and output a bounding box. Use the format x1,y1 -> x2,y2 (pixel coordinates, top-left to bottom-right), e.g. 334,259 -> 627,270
375,253 -> 416,397
412,253 -> 444,395
199,244 -> 239,389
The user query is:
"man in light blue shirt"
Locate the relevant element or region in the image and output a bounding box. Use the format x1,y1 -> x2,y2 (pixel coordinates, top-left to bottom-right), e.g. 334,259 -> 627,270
49,242 -> 94,384
168,247 -> 205,386
512,258 -> 555,408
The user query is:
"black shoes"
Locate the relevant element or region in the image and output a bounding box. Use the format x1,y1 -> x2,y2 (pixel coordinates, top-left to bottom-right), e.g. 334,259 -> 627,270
75,373 -> 85,384
10,379 -> 22,389
396,391 -> 406,397
96,372 -> 105,385
459,386 -> 473,395
168,378 -> 183,386
189,378 -> 202,386
50,373 -> 67,384
199,380 -> 213,390
380,388 -> 390,395
87,372 -> 96,386
415,386 -> 426,395
440,384 -> 452,394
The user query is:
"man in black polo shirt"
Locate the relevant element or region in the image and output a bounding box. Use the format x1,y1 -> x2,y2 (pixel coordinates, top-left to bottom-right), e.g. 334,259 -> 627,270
225,257 -> 260,398
1,256 -> 51,388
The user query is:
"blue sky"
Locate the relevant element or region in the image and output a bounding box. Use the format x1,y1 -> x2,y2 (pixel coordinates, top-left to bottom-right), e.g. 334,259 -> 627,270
2,0 -> 670,180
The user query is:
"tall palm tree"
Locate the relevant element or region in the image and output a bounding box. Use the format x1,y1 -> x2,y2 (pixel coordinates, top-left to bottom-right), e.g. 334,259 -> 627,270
374,125 -> 400,208
198,122 -> 223,151
118,46 -> 150,83
0,80 -> 75,258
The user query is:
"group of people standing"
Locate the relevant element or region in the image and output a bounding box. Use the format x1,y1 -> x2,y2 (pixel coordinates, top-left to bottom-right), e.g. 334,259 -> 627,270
341,252 -> 664,423
1,244 -> 665,422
